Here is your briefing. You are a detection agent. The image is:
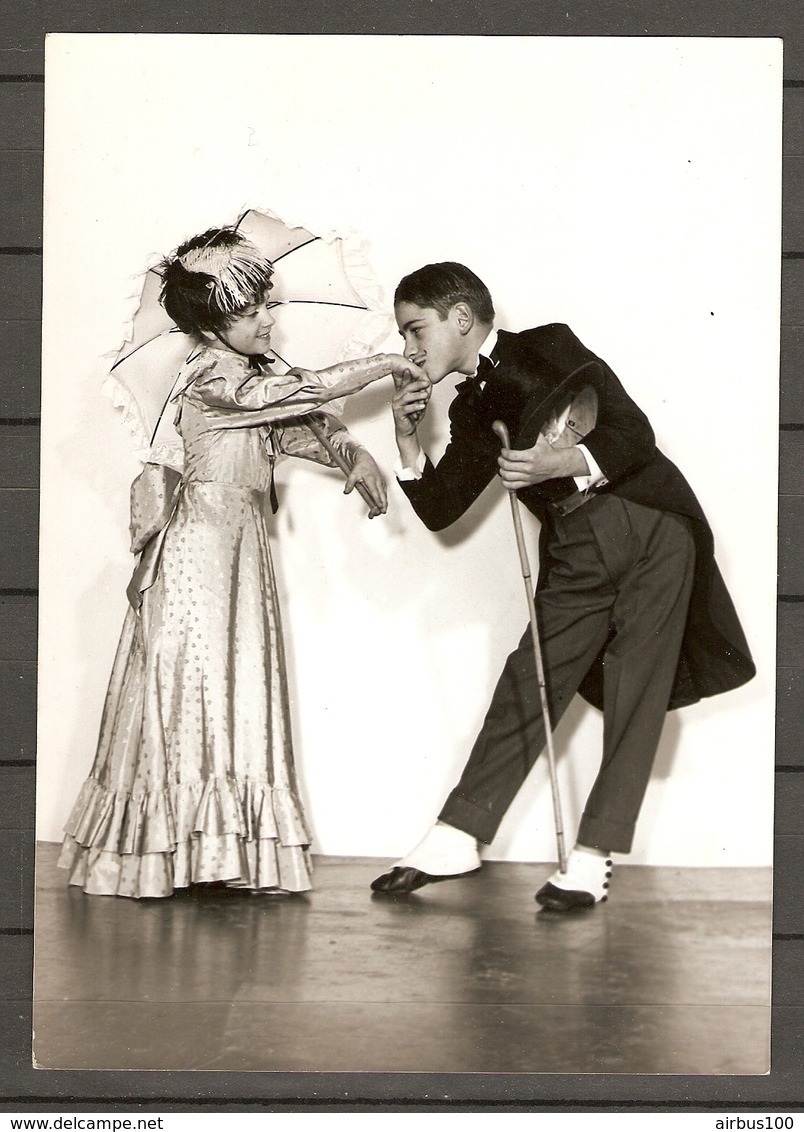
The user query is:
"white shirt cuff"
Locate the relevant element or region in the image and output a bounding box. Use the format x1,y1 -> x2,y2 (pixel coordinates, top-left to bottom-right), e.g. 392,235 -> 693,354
574,444 -> 608,491
396,444 -> 604,489
395,447 -> 427,481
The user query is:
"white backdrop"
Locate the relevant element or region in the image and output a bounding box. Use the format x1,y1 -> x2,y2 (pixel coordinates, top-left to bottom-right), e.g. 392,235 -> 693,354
37,35 -> 781,866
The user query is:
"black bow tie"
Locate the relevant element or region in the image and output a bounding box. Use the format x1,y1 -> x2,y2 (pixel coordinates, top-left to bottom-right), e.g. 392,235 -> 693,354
457,354 -> 493,392
477,354 -> 494,383
456,355 -> 495,400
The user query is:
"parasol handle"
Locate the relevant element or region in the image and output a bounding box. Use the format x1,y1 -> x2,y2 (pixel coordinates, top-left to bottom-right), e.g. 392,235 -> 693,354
305,417 -> 383,516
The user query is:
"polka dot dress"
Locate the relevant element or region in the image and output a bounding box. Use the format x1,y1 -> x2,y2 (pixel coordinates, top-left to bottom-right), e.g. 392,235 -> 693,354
58,346 -> 366,898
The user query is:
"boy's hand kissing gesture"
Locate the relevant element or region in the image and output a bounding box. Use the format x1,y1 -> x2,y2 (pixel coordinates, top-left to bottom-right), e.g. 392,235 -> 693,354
392,371 -> 432,437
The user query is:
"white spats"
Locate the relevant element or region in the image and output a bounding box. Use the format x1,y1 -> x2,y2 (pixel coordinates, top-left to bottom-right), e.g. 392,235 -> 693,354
545,845 -> 613,902
395,821 -> 482,876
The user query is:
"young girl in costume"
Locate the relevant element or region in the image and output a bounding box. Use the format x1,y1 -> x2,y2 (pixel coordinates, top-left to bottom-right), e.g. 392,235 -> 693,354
58,227 -> 422,899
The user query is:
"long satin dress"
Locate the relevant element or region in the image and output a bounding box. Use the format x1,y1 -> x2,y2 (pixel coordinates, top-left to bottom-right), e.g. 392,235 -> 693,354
58,344 -> 381,898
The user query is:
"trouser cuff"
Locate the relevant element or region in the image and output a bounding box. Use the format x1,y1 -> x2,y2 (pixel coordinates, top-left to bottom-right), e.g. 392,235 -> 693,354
577,812 -> 635,855
438,794 -> 500,845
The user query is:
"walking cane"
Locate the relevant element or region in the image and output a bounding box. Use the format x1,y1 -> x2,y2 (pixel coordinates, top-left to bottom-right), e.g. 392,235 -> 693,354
492,420 -> 568,874
305,416 -> 384,516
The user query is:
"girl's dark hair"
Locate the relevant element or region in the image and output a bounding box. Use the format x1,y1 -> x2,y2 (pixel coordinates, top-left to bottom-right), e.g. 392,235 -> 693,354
159,227 -> 274,337
394,261 -> 495,324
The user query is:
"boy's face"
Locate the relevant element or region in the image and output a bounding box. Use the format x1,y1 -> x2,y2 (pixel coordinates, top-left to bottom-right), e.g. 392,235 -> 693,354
210,286 -> 279,356
395,301 -> 476,384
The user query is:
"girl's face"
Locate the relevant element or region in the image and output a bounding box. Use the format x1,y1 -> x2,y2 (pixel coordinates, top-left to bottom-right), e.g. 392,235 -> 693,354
209,287 -> 279,356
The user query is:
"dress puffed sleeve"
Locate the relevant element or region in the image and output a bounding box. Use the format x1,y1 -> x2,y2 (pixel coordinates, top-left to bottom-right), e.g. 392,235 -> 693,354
182,347 -> 393,431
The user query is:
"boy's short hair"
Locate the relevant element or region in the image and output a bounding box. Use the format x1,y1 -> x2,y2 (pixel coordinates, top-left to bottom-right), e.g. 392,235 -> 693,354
159,227 -> 274,337
394,262 -> 495,324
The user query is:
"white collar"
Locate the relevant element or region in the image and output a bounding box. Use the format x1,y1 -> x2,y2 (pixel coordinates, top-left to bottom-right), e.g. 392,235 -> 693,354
472,327 -> 498,381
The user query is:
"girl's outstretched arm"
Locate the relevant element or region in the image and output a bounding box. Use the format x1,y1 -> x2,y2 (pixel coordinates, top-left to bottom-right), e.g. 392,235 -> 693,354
191,349 -> 427,429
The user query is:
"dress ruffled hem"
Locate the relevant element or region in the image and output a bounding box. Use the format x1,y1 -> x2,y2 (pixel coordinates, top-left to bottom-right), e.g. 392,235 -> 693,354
58,775 -> 313,898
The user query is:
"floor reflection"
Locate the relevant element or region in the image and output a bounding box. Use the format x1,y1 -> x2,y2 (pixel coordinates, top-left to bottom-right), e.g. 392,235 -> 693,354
33,846 -> 771,1073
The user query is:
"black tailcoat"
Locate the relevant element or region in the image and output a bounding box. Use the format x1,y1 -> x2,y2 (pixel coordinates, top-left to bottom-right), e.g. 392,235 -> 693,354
400,323 -> 755,710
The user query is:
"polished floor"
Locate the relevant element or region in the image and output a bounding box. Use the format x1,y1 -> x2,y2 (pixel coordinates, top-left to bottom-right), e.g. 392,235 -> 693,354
32,842 -> 772,1074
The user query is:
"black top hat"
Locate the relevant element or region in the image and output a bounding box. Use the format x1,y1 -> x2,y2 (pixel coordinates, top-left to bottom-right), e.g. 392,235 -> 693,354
514,360 -> 604,449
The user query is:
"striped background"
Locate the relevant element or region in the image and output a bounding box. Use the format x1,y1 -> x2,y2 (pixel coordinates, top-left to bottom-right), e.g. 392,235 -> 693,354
1,3 -> 802,1112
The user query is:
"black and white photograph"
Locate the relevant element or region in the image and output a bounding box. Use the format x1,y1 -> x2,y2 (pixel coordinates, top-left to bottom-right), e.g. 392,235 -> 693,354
32,33 -> 780,1075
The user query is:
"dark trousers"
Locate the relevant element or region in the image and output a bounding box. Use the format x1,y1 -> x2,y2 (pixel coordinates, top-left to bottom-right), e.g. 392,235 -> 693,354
439,494 -> 696,854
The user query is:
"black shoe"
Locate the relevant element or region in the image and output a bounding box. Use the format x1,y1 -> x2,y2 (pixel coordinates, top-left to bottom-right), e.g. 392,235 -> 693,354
370,865 -> 480,894
535,880 -> 600,913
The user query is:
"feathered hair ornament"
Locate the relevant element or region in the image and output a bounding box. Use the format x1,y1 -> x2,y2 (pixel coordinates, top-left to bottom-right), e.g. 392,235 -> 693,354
179,233 -> 273,310
159,227 -> 275,336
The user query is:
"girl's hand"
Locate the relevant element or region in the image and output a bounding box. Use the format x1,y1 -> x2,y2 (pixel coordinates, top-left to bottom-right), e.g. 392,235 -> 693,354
385,354 -> 428,383
392,374 -> 431,437
344,450 -> 388,518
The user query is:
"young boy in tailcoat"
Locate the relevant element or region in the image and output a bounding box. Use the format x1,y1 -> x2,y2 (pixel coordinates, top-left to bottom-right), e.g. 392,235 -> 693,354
372,262 -> 754,911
